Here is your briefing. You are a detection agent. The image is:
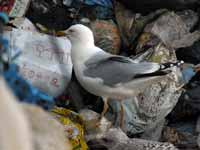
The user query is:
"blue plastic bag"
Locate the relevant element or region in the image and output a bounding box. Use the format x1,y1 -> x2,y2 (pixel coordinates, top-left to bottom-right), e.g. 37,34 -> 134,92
81,0 -> 113,8
182,67 -> 196,84
3,64 -> 54,110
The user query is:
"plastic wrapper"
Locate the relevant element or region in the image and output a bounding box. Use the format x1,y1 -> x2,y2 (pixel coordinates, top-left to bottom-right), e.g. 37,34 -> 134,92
0,0 -> 31,17
4,28 -> 72,97
52,107 -> 88,150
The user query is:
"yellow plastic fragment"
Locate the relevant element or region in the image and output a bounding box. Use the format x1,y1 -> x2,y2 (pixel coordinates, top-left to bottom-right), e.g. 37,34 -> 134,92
52,107 -> 88,150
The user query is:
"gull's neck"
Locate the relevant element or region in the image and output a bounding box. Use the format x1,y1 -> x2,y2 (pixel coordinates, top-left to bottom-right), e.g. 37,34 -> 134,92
71,42 -> 102,65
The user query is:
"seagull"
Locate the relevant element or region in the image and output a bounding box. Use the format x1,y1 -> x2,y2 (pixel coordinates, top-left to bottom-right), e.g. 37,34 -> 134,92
62,24 -> 176,126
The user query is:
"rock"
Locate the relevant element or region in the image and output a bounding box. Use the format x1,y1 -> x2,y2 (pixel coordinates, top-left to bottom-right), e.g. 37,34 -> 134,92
22,104 -> 72,150
88,128 -> 178,150
144,12 -> 200,49
90,20 -> 121,54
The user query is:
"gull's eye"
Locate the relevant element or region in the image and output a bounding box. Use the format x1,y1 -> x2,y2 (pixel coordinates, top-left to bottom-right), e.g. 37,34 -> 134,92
69,29 -> 75,33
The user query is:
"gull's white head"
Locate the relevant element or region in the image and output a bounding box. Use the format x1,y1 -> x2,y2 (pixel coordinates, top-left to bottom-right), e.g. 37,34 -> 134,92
65,24 -> 95,47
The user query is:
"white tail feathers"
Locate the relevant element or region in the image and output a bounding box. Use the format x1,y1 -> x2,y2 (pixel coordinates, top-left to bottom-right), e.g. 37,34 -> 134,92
0,77 -> 33,150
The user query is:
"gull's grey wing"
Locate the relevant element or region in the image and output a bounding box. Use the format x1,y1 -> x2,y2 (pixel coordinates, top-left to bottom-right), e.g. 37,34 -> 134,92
84,55 -> 165,86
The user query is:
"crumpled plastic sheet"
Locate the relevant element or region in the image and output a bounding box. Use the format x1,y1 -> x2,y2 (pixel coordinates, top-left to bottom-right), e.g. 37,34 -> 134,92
80,0 -> 113,8
114,0 -> 167,49
144,11 -> 200,49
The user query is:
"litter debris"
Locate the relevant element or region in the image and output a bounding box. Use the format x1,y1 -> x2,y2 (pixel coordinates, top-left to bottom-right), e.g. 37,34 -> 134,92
0,77 -> 33,150
52,107 -> 88,150
197,117 -> 200,148
4,28 -> 72,97
114,1 -> 167,51
198,135 -> 200,149
0,0 -> 31,17
80,0 -> 113,8
144,11 -> 200,49
116,0 -> 199,13
23,104 -> 72,150
181,65 -> 196,84
176,10 -> 199,31
0,0 -> 200,149
90,20 -> 121,54
162,121 -> 198,149
3,64 -> 54,110
10,17 -> 38,31
79,109 -> 112,141
177,40 -> 200,65
63,0 -> 73,7
88,128 -> 178,150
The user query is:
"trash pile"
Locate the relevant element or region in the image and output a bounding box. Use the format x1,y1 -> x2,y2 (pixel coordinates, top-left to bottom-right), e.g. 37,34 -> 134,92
0,0 -> 200,150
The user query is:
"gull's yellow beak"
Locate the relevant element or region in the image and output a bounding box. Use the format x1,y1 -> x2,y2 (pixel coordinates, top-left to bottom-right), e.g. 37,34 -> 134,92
56,30 -> 68,37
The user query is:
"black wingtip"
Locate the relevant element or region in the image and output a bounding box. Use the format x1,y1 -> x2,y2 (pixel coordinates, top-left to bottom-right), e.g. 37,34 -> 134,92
134,70 -> 171,79
161,61 -> 184,70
